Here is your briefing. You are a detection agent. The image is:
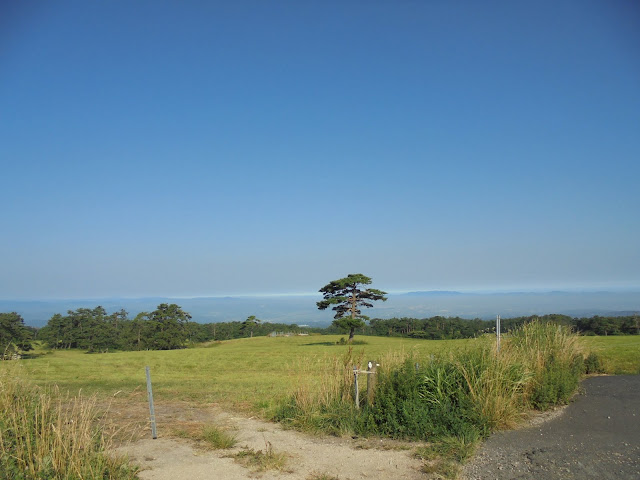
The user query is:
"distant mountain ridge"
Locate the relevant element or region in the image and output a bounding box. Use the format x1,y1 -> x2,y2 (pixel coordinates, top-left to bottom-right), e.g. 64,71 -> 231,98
404,291 -> 463,296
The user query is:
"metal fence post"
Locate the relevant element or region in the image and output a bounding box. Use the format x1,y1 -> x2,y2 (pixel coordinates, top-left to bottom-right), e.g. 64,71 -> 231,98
146,366 -> 157,439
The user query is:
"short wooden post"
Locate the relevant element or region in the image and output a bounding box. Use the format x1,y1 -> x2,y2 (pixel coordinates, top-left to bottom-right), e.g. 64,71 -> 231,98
353,366 -> 359,409
366,360 -> 377,405
146,366 -> 157,439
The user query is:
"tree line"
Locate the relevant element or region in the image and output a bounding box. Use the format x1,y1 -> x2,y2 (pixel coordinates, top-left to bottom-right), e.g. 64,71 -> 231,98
347,313 -> 640,339
33,303 -> 312,353
0,306 -> 637,357
0,312 -> 36,358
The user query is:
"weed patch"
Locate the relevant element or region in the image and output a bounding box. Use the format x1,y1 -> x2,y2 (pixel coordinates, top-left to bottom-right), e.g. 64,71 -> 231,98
232,441 -> 288,472
172,423 -> 237,449
307,473 -> 340,480
201,425 -> 237,449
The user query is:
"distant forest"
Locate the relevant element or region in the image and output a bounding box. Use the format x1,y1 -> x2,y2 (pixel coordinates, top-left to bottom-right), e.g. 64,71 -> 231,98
360,314 -> 639,339
1,304 -> 638,355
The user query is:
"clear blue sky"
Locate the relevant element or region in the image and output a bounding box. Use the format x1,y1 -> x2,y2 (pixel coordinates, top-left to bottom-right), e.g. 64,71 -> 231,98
2,1 -> 639,299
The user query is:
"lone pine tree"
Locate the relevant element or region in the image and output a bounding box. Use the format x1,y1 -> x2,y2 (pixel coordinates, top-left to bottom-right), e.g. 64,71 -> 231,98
317,273 -> 387,342
241,315 -> 261,337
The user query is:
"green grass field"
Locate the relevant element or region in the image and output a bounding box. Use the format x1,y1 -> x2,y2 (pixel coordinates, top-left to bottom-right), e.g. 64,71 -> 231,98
580,336 -> 640,375
12,336 -> 471,411
7,334 -> 639,414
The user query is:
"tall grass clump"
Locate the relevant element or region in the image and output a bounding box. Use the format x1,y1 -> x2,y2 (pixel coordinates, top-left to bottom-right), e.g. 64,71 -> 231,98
508,320 -> 586,409
0,367 -> 138,480
451,342 -> 532,431
273,347 -> 363,435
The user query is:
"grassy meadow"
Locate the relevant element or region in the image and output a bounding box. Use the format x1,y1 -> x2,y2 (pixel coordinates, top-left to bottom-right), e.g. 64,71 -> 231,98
2,331 -> 638,480
580,335 -> 640,375
12,336 -> 474,412
7,333 -> 639,414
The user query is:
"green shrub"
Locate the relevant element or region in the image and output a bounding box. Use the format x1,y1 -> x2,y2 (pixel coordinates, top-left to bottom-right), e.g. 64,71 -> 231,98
358,359 -> 435,438
583,352 -> 604,374
355,358 -> 489,441
530,354 -> 583,409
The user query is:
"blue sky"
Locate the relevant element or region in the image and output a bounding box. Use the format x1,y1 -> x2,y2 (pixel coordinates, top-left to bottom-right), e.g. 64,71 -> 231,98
1,1 -> 639,299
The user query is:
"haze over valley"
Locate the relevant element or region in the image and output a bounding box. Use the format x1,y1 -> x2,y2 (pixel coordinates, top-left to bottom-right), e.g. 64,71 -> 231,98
4,289 -> 639,328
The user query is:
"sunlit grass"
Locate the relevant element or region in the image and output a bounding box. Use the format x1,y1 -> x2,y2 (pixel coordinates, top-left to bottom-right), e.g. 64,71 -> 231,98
5,334 -> 636,418
579,335 -> 640,374
13,336 -> 472,412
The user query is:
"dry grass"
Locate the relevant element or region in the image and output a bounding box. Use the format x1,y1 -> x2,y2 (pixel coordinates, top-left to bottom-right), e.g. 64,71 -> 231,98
509,321 -> 585,374
453,322 -> 588,430
0,365 -> 138,480
453,340 -> 531,430
288,346 -> 364,413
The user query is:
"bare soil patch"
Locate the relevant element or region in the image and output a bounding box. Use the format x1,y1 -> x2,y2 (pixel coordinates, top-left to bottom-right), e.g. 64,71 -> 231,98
108,399 -> 426,480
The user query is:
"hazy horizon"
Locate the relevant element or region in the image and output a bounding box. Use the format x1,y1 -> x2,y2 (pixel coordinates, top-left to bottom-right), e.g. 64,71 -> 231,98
3,284 -> 640,303
5,289 -> 639,328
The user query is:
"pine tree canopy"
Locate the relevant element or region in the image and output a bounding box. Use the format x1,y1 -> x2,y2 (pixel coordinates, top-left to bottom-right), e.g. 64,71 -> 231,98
317,273 -> 387,341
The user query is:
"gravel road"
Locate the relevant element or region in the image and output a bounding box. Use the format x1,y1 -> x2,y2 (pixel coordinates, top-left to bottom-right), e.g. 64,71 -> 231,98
463,375 -> 640,480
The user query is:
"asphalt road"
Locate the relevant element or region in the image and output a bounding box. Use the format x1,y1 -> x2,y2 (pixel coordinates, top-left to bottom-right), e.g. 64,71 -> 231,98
463,375 -> 640,480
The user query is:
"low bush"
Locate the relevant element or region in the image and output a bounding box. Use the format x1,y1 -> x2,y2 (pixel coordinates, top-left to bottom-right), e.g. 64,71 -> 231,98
358,359 -> 487,440
583,352 -> 604,374
529,354 -> 583,410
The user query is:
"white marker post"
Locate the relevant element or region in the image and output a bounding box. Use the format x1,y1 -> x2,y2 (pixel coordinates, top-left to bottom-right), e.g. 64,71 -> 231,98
496,315 -> 501,353
353,366 -> 359,409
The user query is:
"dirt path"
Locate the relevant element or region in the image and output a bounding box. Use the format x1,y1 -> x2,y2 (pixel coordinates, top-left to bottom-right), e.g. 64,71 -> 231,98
113,375 -> 640,480
462,375 -> 640,480
112,401 -> 426,480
